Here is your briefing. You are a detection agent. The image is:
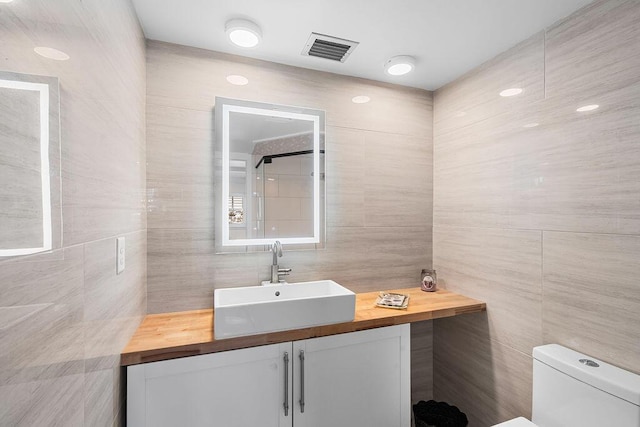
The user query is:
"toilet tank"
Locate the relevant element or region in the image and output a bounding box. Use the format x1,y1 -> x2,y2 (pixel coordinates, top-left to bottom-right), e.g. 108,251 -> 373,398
532,344 -> 640,427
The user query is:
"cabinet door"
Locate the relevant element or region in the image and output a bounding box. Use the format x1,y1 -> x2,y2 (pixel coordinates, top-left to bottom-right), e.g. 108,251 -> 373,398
292,324 -> 410,427
127,342 -> 293,427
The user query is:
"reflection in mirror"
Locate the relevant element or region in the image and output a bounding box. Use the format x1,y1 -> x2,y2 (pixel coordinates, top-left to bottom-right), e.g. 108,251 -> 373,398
215,97 -> 325,251
0,72 -> 61,257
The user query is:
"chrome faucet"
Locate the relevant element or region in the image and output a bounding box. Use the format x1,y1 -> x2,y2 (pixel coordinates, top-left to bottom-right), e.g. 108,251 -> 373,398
269,241 -> 291,284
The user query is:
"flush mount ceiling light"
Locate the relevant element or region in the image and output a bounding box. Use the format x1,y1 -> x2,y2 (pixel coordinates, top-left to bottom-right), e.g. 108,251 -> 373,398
499,87 -> 523,97
225,19 -> 262,48
351,95 -> 370,104
34,47 -> 70,61
226,74 -> 249,86
523,122 -> 540,128
576,104 -> 599,112
384,55 -> 415,76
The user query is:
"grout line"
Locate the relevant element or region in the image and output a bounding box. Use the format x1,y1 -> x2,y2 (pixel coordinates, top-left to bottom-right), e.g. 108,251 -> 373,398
78,229 -> 147,245
432,224 -> 640,238
328,123 -> 433,139
543,29 -> 547,100
540,230 -> 545,345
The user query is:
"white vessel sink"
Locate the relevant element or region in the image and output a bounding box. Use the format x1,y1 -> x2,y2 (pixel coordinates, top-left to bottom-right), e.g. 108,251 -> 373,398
214,280 -> 356,340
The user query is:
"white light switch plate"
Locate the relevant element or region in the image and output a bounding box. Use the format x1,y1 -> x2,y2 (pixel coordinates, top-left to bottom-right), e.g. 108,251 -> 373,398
116,237 -> 125,274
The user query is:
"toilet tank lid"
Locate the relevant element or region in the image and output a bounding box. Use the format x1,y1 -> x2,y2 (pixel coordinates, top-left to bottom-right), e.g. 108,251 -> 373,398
533,344 -> 640,406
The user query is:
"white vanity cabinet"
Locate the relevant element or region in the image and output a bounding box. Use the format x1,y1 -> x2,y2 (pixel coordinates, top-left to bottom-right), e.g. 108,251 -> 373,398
127,324 -> 410,427
293,324 -> 411,427
127,342 -> 293,427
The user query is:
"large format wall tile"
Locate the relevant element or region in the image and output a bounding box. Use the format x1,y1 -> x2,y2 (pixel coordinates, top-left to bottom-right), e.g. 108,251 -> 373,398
148,225 -> 432,313
545,0 -> 640,101
61,87 -> 146,245
0,247 -> 84,375
433,1 -> 640,424
434,314 -> 533,426
274,225 -> 432,294
146,104 -> 214,229
82,230 -> 146,426
360,226 -> 432,290
543,231 -> 640,374
83,230 -> 147,360
0,0 -> 146,425
435,82 -> 640,235
433,227 -> 543,355
83,355 -> 122,427
255,226 -> 372,289
365,132 -> 432,228
146,40 -> 433,311
0,373 -> 85,427
325,126 -> 365,228
0,247 -> 85,426
530,83 -> 640,235
146,41 -> 433,139
411,321 -> 433,403
35,3 -> 146,246
433,40 -> 551,231
434,33 -> 545,137
147,228 -> 262,313
433,100 -> 546,229
144,40 -> 434,277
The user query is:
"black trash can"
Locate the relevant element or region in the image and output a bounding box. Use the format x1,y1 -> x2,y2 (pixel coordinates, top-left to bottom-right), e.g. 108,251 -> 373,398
413,400 -> 468,427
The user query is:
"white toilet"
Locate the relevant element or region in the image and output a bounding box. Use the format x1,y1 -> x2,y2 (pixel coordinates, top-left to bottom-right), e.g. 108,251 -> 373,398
494,344 -> 640,427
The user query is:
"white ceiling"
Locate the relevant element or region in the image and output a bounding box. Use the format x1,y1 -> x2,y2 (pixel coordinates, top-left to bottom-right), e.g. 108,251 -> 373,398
132,0 -> 594,91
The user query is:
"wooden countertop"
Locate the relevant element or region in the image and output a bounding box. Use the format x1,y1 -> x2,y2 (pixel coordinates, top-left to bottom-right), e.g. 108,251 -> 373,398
121,288 -> 485,366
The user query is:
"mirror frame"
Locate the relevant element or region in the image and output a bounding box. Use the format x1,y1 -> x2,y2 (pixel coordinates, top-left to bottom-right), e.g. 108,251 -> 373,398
0,73 -> 60,257
215,97 -> 325,248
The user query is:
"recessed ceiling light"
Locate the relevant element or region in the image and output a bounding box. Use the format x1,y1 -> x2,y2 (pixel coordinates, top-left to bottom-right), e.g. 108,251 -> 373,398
384,56 -> 415,76
34,47 -> 70,61
351,95 -> 370,104
576,104 -> 599,112
225,19 -> 262,48
0,0 -> 15,3
226,75 -> 249,86
499,88 -> 523,97
523,122 -> 539,128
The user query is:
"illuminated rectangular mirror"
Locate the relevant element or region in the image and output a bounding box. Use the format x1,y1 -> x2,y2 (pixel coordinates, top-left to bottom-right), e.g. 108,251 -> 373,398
0,71 -> 61,258
215,97 -> 325,250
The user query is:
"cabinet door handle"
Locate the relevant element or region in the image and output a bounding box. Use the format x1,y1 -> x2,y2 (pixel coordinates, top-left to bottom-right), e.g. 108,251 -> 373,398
299,349 -> 305,413
283,352 -> 289,416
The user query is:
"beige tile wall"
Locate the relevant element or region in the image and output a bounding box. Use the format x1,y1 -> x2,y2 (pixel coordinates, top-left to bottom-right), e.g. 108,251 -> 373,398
432,0 -> 640,425
0,0 -> 146,425
145,40 -> 434,402
145,39 -> 434,302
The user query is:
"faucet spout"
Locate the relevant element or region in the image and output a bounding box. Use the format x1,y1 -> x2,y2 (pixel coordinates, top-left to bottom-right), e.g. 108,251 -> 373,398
271,240 -> 282,266
268,241 -> 290,284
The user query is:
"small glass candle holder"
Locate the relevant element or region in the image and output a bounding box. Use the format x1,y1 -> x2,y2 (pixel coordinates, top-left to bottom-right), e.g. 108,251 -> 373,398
421,269 -> 437,292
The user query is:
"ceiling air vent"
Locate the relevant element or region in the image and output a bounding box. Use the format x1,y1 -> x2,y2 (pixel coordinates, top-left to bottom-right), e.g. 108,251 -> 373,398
302,33 -> 359,63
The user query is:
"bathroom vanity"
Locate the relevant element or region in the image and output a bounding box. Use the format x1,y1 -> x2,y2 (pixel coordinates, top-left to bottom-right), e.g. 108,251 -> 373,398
122,288 -> 485,426
128,325 -> 409,426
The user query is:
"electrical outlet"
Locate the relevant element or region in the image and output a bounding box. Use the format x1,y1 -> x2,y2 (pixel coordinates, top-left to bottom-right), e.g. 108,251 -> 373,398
116,237 -> 125,274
